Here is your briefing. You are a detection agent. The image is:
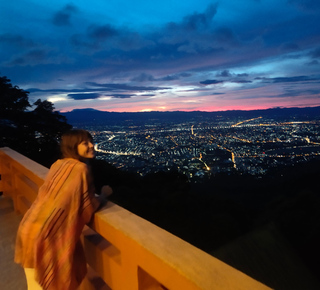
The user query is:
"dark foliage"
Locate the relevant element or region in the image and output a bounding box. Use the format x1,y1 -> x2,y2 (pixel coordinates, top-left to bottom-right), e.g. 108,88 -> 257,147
0,76 -> 30,115
93,157 -> 320,279
0,76 -> 72,167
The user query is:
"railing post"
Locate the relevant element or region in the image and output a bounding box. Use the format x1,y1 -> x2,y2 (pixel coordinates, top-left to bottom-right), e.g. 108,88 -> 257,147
0,148 -> 16,207
0,147 -> 48,213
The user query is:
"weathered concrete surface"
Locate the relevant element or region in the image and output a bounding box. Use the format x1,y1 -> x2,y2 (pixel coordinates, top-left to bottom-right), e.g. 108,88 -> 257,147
0,196 -> 27,290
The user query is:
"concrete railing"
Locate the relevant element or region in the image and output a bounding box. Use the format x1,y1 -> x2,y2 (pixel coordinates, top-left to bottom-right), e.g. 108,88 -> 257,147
0,147 -> 271,290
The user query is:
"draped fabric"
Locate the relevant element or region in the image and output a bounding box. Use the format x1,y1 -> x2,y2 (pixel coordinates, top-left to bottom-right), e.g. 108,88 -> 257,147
15,158 -> 100,290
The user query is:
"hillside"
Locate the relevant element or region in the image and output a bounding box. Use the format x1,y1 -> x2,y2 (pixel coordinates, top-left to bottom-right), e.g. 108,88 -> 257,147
61,106 -> 320,125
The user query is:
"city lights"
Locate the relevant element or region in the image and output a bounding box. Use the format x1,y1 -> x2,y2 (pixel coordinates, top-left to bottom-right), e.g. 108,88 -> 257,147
81,114 -> 320,179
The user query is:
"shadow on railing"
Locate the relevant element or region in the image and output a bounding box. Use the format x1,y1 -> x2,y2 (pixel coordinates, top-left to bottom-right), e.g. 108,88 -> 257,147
0,147 -> 271,290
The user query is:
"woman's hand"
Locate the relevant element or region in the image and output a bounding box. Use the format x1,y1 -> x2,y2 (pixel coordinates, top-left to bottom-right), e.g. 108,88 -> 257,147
97,185 -> 113,206
101,185 -> 113,197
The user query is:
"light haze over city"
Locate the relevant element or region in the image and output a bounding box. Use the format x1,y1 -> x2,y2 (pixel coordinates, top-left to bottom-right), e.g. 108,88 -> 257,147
1,0 -> 320,112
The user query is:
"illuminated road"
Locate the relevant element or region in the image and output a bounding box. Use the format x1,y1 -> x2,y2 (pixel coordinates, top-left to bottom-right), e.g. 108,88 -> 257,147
94,142 -> 141,156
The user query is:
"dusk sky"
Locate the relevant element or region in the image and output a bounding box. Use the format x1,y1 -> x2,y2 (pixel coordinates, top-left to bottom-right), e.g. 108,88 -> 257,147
1,0 -> 320,112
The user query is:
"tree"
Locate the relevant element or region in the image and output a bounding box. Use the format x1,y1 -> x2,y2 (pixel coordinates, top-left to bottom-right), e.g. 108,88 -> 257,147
31,99 -> 71,142
0,76 -> 72,166
0,76 -> 30,117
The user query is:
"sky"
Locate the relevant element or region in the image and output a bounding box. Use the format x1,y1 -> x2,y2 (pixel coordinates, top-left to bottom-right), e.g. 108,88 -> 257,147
1,0 -> 320,113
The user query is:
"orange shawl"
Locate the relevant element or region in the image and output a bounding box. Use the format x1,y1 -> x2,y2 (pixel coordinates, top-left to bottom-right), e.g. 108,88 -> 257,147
15,158 -> 100,290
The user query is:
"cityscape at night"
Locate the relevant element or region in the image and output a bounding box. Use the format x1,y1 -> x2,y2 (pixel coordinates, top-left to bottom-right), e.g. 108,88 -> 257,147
66,108 -> 320,180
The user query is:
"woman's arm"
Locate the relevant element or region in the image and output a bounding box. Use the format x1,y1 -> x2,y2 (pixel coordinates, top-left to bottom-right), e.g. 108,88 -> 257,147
96,185 -> 113,209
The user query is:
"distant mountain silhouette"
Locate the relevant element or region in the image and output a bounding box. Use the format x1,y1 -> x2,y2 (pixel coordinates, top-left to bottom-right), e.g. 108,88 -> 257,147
61,106 -> 320,125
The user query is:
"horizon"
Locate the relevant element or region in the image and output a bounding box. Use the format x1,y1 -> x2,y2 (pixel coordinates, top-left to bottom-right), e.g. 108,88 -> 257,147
60,104 -> 320,114
1,1 -> 320,113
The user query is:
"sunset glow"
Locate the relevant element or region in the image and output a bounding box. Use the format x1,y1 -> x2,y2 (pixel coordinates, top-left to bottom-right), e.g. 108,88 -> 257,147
1,0 -> 320,112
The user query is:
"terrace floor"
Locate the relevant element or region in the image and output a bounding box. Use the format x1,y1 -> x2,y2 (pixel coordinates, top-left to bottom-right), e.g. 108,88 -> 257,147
0,196 -> 27,290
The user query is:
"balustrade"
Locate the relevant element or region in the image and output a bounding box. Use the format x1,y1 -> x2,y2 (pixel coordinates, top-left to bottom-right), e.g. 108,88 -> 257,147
0,147 -> 271,290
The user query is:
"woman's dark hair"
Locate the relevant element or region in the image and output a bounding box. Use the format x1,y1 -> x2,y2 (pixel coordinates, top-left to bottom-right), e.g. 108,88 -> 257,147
60,129 -> 93,160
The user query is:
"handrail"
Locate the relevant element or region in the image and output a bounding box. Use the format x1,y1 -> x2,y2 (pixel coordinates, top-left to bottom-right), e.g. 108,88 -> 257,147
0,147 -> 271,290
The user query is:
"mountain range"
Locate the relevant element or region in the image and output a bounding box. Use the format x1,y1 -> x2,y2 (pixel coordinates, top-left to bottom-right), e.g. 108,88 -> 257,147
61,106 -> 320,126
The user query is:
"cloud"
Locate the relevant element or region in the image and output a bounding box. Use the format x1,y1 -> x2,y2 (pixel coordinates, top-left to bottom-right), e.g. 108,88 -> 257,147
180,3 -> 218,31
154,72 -> 192,82
200,79 -> 224,85
158,3 -> 239,54
281,42 -> 300,52
158,75 -> 180,81
4,47 -> 73,67
67,93 -> 102,100
0,34 -> 35,48
140,94 -> 156,97
27,82 -> 169,96
62,3 -> 235,72
70,23 -> 153,53
131,73 -> 155,82
233,80 -> 252,83
87,24 -> 118,40
52,4 -> 78,26
310,47 -> 320,58
216,70 -> 232,77
216,70 -> 250,80
237,73 -> 249,77
70,24 -> 119,51
199,77 -> 251,85
306,60 -> 319,66
70,34 -> 94,50
179,72 -> 192,78
281,88 -> 320,97
288,0 -> 320,12
131,72 -> 186,84
256,75 -> 320,83
26,81 -> 170,104
2,1 -> 320,112
213,27 -> 237,45
85,82 -> 170,91
110,94 -> 133,99
28,88 -> 94,94
6,49 -> 48,66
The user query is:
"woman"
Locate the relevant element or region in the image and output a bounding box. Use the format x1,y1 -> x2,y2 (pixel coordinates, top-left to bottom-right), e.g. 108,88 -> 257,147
15,129 -> 110,290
